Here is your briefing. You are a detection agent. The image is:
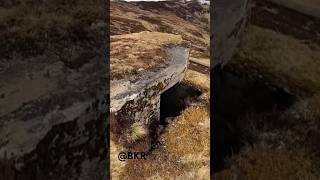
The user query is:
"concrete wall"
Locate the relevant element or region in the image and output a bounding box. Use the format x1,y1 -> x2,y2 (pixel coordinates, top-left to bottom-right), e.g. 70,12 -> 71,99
211,0 -> 250,69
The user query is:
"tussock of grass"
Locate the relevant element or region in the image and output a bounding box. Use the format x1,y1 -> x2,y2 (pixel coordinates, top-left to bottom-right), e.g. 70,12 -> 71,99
125,122 -> 147,143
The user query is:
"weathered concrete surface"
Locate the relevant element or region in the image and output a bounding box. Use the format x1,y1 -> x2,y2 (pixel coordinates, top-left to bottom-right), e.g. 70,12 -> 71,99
110,32 -> 190,145
211,0 -> 250,68
0,52 -> 107,179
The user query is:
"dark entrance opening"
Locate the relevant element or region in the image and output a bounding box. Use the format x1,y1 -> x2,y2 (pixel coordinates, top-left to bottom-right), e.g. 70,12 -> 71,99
160,83 -> 202,125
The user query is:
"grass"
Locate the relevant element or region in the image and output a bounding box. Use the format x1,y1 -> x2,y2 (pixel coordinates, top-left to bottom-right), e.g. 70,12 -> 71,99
163,106 -> 210,161
216,143 -> 320,180
0,0 -> 104,60
110,140 -> 126,180
124,122 -> 147,143
110,73 -> 210,179
184,69 -> 210,92
110,32 -> 184,79
183,69 -> 210,104
111,1 -> 209,59
233,24 -> 320,132
215,95 -> 320,179
109,2 -> 210,178
222,24 -> 320,179
231,25 -> 320,96
117,106 -> 210,179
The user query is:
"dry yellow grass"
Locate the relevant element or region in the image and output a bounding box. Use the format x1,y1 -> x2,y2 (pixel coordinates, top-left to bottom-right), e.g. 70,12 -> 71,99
183,69 -> 210,103
110,140 -> 126,180
124,122 -> 148,143
110,38 -> 210,178
113,106 -> 210,179
111,1 -> 209,59
184,69 -> 210,92
163,106 -> 210,161
110,32 -> 184,79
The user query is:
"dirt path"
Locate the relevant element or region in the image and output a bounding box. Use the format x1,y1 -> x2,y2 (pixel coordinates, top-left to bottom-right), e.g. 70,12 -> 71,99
188,58 -> 209,74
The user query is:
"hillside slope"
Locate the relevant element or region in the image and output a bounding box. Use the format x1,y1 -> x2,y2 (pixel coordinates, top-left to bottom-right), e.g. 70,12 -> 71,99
111,0 -> 209,59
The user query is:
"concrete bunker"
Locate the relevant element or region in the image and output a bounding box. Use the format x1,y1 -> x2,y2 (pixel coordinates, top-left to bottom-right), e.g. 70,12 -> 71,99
110,31 -> 191,149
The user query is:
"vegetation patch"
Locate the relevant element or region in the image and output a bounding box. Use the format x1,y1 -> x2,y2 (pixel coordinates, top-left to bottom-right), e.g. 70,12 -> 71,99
218,22 -> 320,178
0,0 -> 104,61
231,25 -> 320,95
216,143 -> 320,180
110,32 -> 184,79
110,69 -> 210,179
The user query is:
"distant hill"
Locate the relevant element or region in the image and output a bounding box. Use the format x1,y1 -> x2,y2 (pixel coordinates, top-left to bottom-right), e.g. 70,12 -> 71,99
111,0 -> 209,58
